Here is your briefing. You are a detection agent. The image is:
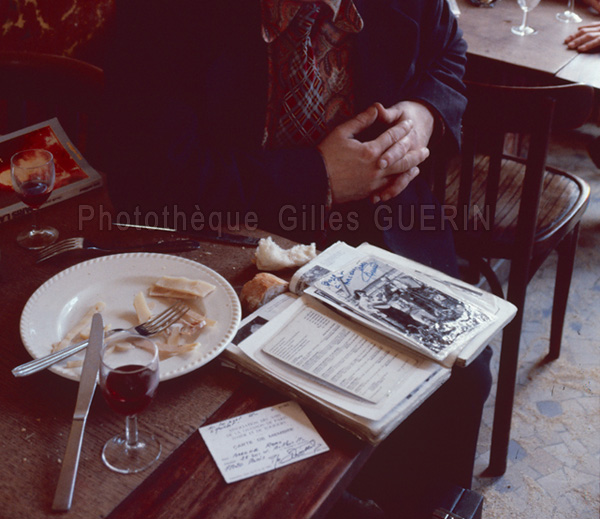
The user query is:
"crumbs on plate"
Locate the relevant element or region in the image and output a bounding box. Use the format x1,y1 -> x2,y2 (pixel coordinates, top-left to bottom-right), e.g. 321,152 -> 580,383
52,275 -> 218,364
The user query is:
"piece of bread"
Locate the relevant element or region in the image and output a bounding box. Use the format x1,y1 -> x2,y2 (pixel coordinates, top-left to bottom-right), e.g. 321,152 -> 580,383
254,236 -> 317,271
240,273 -> 289,313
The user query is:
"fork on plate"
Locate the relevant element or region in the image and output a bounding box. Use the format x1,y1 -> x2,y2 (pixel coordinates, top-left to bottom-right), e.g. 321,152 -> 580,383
12,301 -> 190,377
36,237 -> 201,263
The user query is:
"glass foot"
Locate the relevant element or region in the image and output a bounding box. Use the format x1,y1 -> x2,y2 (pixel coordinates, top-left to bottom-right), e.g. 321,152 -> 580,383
16,226 -> 59,250
556,10 -> 582,22
469,0 -> 497,6
102,432 -> 162,474
511,25 -> 537,35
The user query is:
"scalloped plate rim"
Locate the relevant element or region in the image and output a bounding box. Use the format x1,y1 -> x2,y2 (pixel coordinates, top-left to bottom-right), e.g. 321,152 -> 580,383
20,253 -> 241,382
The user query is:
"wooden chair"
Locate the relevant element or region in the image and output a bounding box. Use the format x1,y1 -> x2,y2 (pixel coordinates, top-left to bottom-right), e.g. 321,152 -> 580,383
0,51 -> 104,154
434,81 -> 594,476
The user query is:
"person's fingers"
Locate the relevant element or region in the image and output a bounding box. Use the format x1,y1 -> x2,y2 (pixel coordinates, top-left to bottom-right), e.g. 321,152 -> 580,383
358,102 -> 415,162
566,33 -> 586,48
338,104 -> 379,138
374,101 -> 402,125
348,119 -> 412,171
565,24 -> 600,50
377,129 -> 428,170
380,146 -> 429,178
370,167 -> 421,203
567,32 -> 600,51
578,38 -> 600,51
319,103 -> 427,204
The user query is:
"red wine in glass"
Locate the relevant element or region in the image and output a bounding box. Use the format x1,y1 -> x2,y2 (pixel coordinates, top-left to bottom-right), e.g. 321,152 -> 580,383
99,338 -> 162,474
101,364 -> 158,416
19,180 -> 53,209
10,149 -> 59,249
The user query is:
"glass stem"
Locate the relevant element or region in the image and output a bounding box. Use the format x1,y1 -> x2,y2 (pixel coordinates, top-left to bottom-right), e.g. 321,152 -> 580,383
125,415 -> 139,448
567,0 -> 574,13
520,10 -> 528,30
30,208 -> 39,231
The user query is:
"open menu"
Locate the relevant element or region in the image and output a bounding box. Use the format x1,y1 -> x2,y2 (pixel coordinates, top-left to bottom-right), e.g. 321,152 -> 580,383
0,118 -> 102,223
224,242 -> 516,444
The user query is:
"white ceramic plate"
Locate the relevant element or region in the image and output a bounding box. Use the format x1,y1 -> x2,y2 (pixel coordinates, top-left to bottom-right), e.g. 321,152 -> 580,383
20,253 -> 241,382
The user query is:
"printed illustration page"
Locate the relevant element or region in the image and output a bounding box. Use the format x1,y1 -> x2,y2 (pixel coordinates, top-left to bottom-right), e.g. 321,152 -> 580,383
357,242 -> 517,366
234,295 -> 443,421
289,241 -> 360,295
306,251 -> 503,365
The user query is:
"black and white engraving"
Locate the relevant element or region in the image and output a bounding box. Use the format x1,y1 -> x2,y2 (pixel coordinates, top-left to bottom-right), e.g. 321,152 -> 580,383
314,256 -> 489,355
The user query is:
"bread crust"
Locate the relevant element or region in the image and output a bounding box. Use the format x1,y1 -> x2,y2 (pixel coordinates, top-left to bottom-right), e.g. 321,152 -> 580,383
240,273 -> 289,313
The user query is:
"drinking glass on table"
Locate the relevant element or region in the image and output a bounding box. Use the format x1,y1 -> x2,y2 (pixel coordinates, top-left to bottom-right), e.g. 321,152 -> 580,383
556,0 -> 583,23
10,149 -> 59,249
469,0 -> 498,7
512,0 -> 542,35
99,338 -> 162,474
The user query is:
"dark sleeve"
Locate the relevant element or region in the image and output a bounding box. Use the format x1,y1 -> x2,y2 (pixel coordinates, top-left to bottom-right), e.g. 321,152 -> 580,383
97,1 -> 330,236
102,95 -> 329,233
354,0 -> 467,151
408,0 -> 468,149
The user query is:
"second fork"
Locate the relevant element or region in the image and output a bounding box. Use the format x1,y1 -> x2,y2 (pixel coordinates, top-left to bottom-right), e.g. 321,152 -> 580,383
37,237 -> 201,263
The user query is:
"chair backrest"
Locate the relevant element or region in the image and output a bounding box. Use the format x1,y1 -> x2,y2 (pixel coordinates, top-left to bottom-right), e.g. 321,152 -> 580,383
436,81 -> 594,258
0,51 -> 104,153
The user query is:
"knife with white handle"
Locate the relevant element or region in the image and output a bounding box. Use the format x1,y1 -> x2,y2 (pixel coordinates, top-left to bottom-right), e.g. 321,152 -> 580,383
111,221 -> 261,246
52,312 -> 104,511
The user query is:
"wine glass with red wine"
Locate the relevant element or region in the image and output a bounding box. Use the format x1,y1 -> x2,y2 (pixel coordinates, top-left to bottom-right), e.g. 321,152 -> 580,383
99,337 -> 162,474
10,149 -> 59,249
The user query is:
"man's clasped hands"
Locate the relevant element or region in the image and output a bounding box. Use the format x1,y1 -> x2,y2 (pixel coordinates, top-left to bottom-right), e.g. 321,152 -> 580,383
318,100 -> 434,206
316,9 -> 599,212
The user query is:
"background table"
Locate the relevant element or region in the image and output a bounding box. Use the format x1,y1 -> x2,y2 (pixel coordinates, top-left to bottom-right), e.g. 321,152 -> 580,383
0,183 -> 370,518
455,0 -> 600,88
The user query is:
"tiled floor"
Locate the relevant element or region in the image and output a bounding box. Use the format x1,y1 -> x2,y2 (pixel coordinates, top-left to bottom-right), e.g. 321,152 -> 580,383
472,124 -> 600,518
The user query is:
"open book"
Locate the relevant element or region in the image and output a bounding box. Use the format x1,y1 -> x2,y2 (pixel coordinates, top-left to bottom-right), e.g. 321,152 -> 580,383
224,242 -> 516,444
0,118 -> 102,223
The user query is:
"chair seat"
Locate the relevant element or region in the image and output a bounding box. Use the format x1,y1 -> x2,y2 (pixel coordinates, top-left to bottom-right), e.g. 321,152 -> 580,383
444,154 -> 591,258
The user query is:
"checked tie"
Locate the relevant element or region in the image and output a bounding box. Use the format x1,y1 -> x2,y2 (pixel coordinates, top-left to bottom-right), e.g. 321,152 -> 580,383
272,4 -> 327,148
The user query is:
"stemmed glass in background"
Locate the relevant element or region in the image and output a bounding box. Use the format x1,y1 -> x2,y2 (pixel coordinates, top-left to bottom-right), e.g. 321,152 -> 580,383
512,0 -> 542,36
468,0 -> 497,7
99,338 -> 162,474
556,0 -> 582,23
10,149 -> 59,249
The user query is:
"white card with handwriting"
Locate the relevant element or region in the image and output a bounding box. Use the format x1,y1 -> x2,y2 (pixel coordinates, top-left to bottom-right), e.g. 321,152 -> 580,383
199,401 -> 329,483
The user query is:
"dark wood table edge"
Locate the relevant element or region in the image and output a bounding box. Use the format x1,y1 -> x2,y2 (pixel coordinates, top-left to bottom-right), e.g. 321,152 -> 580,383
106,371 -> 373,519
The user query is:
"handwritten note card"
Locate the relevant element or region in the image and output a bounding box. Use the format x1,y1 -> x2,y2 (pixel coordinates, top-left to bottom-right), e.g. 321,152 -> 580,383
199,401 -> 329,483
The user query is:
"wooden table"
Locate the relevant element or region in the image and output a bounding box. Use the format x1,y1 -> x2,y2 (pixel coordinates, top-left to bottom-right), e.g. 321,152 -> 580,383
0,184 -> 370,518
455,0 -> 600,88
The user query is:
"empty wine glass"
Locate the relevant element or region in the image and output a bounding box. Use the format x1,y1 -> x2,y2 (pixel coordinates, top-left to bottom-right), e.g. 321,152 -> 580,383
99,338 -> 162,474
512,0 -> 542,36
556,0 -> 582,23
10,149 -> 59,249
